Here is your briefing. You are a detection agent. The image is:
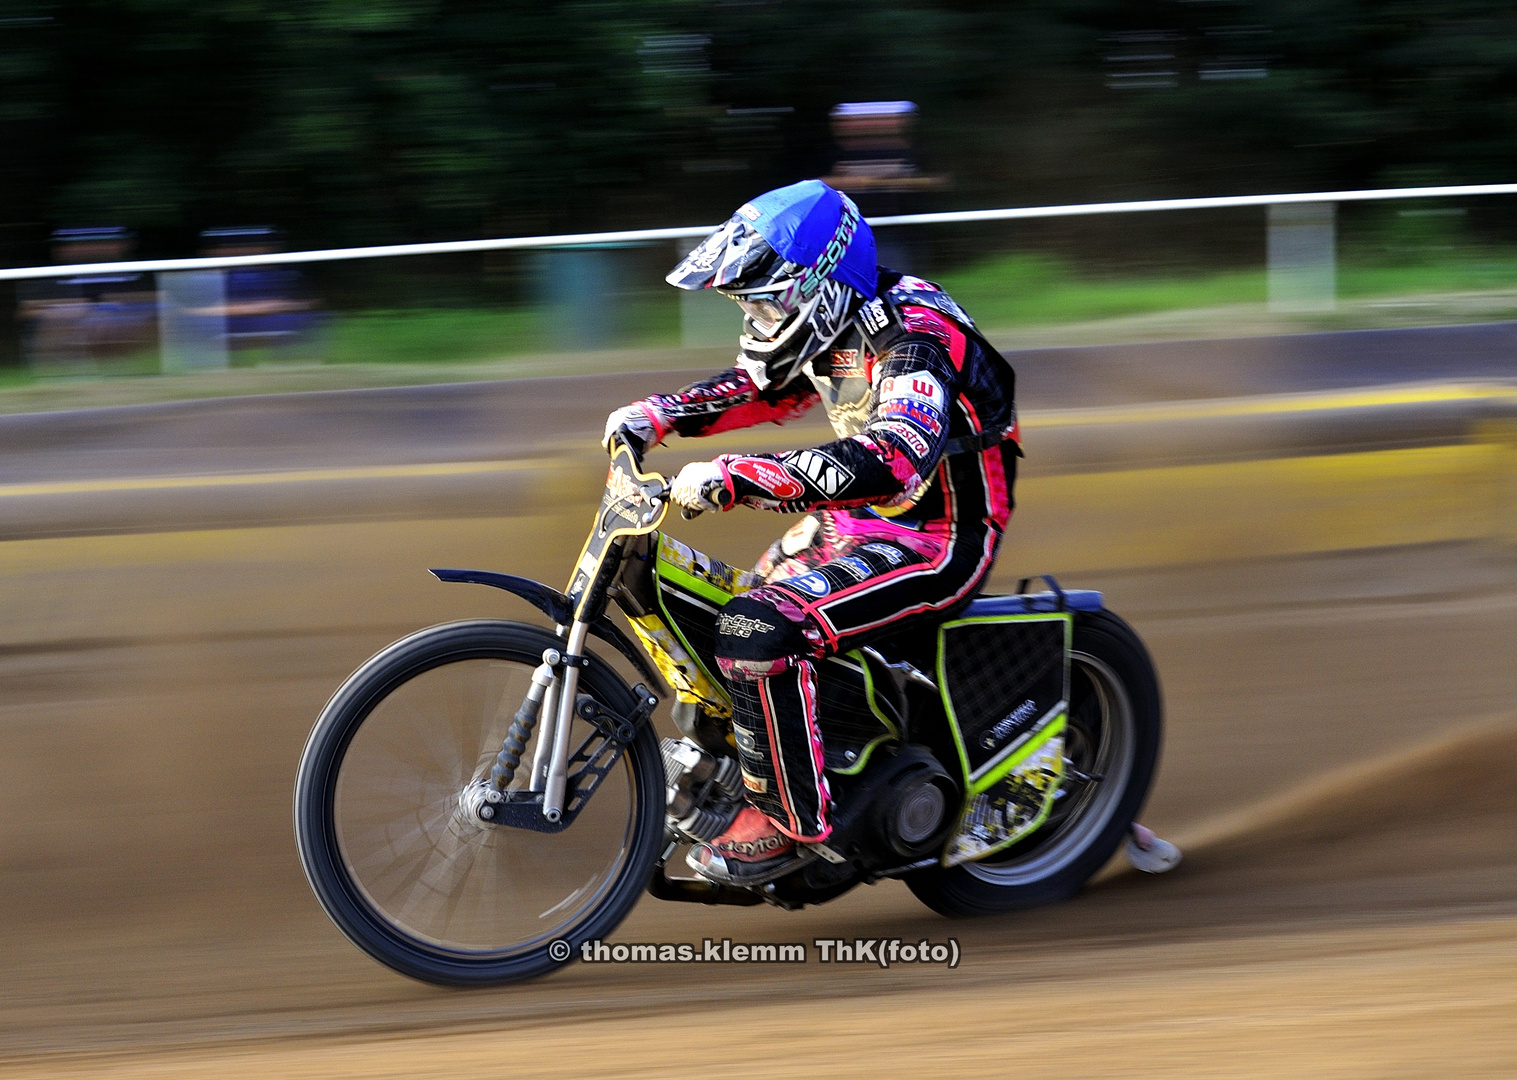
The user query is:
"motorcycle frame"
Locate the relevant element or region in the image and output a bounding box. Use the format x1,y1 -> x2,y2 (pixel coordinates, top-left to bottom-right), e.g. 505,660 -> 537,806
431,436 -> 1074,863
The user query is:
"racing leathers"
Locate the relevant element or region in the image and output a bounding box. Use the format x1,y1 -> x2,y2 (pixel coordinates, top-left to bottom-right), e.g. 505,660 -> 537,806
640,272 -> 1019,843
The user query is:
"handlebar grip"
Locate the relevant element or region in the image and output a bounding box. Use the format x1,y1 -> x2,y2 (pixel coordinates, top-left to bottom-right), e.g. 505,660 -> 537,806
677,477 -> 728,520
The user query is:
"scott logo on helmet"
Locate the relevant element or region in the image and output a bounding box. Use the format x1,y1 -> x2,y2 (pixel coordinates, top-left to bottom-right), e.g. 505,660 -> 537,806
794,198 -> 860,299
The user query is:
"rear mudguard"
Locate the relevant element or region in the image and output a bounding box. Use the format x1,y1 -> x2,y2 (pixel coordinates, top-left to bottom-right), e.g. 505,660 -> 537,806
429,568 -> 661,688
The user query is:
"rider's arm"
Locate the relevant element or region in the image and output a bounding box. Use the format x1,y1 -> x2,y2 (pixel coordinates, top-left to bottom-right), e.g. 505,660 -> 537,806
637,367 -> 819,443
713,334 -> 958,512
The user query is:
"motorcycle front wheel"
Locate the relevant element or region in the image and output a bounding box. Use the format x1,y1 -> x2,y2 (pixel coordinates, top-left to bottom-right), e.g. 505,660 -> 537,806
294,620 -> 665,986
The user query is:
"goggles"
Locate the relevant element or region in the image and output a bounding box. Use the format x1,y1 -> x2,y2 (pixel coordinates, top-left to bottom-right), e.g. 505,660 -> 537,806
731,292 -> 792,326
719,281 -> 803,338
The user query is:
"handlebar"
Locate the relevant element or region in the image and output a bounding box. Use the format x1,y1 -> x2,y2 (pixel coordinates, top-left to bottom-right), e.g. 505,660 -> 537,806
680,477 -> 732,519
608,429 -> 730,520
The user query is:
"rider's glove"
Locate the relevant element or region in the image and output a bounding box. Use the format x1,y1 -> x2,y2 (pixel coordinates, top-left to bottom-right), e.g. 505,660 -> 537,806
670,460 -> 732,513
601,401 -> 671,455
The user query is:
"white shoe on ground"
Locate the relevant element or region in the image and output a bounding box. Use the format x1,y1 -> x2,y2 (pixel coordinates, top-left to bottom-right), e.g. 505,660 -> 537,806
1126,822 -> 1182,874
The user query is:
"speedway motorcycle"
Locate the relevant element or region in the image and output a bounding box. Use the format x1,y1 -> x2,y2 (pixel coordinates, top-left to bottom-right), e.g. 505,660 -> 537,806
295,436 -> 1164,985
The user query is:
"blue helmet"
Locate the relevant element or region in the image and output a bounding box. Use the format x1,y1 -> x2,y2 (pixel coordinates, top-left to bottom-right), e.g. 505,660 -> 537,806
668,180 -> 877,388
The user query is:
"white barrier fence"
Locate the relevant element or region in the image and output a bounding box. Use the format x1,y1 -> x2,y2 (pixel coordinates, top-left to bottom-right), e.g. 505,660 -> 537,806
6,181 -> 1517,368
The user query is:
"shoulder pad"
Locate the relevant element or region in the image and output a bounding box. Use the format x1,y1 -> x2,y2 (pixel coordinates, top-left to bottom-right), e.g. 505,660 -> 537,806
885,277 -> 979,332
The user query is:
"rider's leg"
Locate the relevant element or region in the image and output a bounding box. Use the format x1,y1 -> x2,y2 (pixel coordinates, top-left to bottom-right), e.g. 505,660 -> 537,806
758,514 -> 999,657
686,594 -> 827,883
713,595 -> 829,842
691,514 -> 1000,884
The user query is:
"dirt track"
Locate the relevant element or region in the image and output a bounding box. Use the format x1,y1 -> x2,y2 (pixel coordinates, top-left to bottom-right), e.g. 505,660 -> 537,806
1,496 -> 1515,1077
2,352 -> 1517,1077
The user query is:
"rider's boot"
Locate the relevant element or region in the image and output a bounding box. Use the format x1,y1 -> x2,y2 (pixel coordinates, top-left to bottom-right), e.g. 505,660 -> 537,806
687,806 -> 812,886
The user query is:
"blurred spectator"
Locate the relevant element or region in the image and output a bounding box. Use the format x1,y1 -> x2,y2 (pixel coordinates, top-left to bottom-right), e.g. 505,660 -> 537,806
17,227 -> 157,375
824,101 -> 945,211
197,226 -> 320,355
823,101 -> 945,269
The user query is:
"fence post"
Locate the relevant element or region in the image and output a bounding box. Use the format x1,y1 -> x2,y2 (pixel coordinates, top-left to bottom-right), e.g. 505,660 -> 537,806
157,270 -> 229,372
1267,201 -> 1336,312
537,246 -> 623,350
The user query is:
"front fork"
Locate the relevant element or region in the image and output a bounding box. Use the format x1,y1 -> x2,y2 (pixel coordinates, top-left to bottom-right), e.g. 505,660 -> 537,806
542,621 -> 591,822
482,619 -> 593,823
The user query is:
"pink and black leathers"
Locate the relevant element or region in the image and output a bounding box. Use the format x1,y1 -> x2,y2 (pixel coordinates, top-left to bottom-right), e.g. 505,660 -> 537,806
637,272 -> 1019,843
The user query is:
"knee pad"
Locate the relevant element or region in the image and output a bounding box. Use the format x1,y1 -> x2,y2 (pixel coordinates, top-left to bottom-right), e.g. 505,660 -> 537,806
714,596 -> 810,681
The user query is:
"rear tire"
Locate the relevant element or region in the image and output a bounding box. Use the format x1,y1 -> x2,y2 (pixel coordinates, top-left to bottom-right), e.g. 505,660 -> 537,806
907,608 -> 1162,916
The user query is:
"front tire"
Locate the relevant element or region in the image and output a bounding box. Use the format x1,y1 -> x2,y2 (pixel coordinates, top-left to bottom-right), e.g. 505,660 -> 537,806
907,608 -> 1162,916
294,620 -> 665,985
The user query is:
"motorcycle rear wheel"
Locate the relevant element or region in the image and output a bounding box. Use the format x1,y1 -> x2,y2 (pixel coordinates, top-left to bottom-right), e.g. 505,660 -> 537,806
906,608 -> 1162,916
294,620 -> 665,985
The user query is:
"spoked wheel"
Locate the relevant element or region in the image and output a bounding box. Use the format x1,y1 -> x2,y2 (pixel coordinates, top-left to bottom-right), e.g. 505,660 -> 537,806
295,620 -> 665,985
907,609 -> 1162,916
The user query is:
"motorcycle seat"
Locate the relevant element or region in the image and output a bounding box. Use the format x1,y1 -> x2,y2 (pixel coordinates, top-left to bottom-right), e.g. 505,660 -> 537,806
960,589 -> 1104,619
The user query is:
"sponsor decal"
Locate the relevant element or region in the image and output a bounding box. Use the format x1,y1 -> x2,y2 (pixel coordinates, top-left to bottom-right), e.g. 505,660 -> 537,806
718,612 -> 776,638
732,724 -> 759,755
604,464 -> 646,509
980,699 -> 1040,749
785,571 -> 831,598
736,203 -> 762,222
879,399 -> 944,437
830,349 -> 865,378
834,555 -> 873,581
860,298 -> 889,336
718,823 -> 788,854
861,542 -> 906,565
869,421 -> 931,458
785,448 -> 856,497
678,247 -> 720,275
879,370 -> 944,408
674,224 -> 736,278
658,535 -> 697,574
728,457 -> 805,501
740,772 -> 769,795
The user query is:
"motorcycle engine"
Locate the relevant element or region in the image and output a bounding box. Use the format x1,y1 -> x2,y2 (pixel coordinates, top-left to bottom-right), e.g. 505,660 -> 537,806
660,737 -> 745,843
660,735 -> 958,896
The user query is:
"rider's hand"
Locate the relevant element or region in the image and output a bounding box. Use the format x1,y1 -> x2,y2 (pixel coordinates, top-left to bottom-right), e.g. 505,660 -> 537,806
670,460 -> 731,513
601,401 -> 669,454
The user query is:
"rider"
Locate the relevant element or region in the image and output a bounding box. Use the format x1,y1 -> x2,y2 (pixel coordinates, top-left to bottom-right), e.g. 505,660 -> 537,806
603,179 -> 1020,884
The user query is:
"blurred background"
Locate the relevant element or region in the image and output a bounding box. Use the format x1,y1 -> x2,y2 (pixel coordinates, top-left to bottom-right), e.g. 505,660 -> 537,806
4,4 -> 1517,1079
7,0 -> 1517,375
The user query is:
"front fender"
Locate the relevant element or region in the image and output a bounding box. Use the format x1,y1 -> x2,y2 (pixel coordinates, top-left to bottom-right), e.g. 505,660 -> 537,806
429,568 -> 662,689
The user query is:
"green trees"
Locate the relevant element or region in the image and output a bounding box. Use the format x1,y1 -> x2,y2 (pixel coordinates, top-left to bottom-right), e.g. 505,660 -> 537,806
2,1 -> 1516,260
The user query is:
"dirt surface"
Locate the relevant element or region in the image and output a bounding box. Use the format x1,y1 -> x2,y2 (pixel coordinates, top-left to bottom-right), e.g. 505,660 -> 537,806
1,509 -> 1515,1077
2,362 -> 1516,1077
